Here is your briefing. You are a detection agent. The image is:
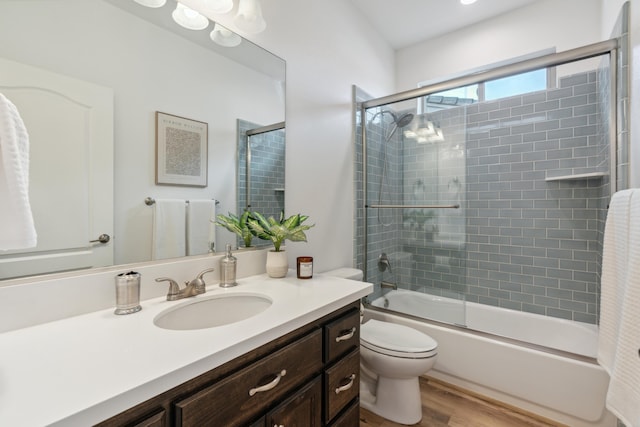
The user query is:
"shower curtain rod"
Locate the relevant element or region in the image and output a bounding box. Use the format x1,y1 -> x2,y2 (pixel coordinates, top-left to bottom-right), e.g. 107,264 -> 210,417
361,38 -> 618,109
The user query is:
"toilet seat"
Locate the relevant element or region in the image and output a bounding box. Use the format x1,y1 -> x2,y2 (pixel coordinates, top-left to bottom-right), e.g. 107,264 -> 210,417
361,319 -> 437,359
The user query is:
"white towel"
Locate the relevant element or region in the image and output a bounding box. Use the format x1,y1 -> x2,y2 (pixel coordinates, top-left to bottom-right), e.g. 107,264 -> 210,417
186,199 -> 216,255
599,190 -> 632,370
152,199 -> 186,260
598,189 -> 640,426
0,93 -> 37,250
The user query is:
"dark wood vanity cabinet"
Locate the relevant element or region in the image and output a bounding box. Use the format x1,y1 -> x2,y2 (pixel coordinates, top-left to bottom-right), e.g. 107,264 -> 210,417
95,301 -> 361,427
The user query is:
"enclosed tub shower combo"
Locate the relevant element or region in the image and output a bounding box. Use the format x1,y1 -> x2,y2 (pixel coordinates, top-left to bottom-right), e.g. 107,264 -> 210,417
354,17 -> 630,425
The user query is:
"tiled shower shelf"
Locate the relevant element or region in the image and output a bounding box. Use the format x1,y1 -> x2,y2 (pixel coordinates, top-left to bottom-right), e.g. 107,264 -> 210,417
544,172 -> 608,182
273,188 -> 285,192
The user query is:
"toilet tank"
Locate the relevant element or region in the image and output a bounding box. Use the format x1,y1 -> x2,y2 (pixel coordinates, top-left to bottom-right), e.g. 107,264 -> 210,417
324,268 -> 363,281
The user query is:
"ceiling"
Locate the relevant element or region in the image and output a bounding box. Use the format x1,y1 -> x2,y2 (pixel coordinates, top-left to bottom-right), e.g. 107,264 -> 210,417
349,0 -> 541,50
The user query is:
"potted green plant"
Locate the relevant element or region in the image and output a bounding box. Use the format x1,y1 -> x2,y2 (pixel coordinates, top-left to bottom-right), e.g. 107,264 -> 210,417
248,211 -> 314,277
213,211 -> 256,250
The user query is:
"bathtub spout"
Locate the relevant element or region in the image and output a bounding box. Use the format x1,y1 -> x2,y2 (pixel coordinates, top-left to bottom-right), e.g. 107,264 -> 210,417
381,281 -> 397,290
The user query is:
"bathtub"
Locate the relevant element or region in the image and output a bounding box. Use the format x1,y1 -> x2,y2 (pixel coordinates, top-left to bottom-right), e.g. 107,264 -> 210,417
365,289 -> 615,427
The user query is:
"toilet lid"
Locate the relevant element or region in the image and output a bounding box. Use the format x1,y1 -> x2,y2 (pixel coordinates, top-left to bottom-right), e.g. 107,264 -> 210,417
361,319 -> 437,357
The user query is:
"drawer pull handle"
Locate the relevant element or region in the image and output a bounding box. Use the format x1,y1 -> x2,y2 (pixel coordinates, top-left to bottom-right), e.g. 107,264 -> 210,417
335,373 -> 356,395
249,370 -> 287,396
335,327 -> 356,343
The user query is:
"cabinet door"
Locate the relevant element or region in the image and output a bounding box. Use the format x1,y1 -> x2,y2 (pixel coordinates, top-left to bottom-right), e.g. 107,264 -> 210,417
328,400 -> 359,427
267,377 -> 322,427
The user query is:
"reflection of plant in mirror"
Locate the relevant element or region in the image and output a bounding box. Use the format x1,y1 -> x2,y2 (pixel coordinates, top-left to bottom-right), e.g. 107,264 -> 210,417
403,209 -> 435,231
248,211 -> 314,252
214,211 -> 256,248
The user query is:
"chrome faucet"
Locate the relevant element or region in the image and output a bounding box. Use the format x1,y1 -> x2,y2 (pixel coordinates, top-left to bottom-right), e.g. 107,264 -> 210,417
155,268 -> 215,301
188,268 -> 216,294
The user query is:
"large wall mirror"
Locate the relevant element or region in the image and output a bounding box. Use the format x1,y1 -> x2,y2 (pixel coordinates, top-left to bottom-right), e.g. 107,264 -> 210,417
0,0 -> 285,281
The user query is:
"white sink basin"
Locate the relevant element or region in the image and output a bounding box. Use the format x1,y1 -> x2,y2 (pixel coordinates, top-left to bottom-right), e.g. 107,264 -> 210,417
154,293 -> 272,331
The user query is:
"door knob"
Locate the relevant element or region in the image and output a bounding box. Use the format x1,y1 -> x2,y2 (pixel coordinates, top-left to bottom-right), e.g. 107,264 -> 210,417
90,234 -> 110,244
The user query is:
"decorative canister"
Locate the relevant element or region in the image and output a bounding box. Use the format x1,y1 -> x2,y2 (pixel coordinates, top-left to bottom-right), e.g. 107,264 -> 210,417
114,271 -> 142,315
296,256 -> 313,279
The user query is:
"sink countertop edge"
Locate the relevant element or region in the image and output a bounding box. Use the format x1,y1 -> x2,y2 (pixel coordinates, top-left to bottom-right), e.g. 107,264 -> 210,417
0,273 -> 372,427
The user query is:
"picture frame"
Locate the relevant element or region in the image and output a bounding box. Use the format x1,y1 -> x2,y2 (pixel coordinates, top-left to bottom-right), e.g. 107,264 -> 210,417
155,111 -> 208,187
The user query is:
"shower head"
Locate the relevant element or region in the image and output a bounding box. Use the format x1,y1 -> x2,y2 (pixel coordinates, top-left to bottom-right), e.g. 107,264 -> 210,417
385,112 -> 414,141
395,112 -> 414,128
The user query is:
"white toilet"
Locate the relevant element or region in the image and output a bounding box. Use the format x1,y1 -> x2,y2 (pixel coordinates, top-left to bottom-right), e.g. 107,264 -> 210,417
325,268 -> 439,425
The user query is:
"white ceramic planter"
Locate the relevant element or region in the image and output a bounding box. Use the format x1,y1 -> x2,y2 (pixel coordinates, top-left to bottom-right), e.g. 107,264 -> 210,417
266,250 -> 288,278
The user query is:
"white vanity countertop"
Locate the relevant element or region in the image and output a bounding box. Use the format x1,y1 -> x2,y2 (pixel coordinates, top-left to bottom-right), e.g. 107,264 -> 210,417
0,272 -> 372,426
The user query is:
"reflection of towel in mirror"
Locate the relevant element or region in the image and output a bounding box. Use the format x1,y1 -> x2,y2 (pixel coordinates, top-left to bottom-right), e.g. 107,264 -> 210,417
187,199 -> 216,255
598,189 -> 640,426
0,93 -> 37,250
152,199 -> 186,260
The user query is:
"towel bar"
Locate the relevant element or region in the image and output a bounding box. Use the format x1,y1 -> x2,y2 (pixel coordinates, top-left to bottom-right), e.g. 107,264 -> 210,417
144,197 -> 219,206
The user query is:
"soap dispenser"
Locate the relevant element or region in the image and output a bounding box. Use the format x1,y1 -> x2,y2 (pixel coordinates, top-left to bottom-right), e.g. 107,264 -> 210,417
220,243 -> 238,287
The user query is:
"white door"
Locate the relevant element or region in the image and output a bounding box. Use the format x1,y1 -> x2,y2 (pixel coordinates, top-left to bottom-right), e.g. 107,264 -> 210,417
0,57 -> 114,279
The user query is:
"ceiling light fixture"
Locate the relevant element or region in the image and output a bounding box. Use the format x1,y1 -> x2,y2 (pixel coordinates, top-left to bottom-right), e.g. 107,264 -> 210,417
199,0 -> 234,15
172,2 -> 209,30
460,0 -> 477,5
210,23 -> 242,47
133,0 -> 167,7
234,0 -> 266,34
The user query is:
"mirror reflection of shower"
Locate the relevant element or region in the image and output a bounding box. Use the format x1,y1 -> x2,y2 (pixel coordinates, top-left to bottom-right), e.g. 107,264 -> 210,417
368,109 -> 414,226
236,119 -> 285,248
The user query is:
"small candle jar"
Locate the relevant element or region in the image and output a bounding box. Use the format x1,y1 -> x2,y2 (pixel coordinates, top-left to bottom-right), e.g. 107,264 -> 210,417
297,256 -> 313,279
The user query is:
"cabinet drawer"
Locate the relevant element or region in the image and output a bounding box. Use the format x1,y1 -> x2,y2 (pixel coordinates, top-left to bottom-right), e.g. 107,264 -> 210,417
324,309 -> 360,363
175,329 -> 323,427
324,348 -> 360,422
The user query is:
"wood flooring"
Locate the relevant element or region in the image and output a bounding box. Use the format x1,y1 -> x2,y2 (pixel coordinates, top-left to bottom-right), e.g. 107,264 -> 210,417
359,377 -> 564,427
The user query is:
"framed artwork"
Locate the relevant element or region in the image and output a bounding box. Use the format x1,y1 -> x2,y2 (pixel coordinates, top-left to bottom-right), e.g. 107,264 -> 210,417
155,111 -> 208,187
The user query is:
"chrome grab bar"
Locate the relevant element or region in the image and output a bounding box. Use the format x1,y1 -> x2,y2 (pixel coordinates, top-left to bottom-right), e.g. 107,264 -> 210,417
367,204 -> 459,209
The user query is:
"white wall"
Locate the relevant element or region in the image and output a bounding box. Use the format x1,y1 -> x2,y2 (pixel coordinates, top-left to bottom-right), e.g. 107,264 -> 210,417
395,0 -> 602,91
185,0 -> 396,273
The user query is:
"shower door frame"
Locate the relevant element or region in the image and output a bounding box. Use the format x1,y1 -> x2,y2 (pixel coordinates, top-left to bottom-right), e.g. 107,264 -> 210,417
359,38 -> 619,283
